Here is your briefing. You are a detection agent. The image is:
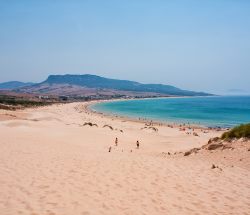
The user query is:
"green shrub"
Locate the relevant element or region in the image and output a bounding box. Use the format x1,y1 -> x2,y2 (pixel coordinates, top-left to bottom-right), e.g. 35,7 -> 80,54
221,123 -> 250,139
0,95 -> 51,107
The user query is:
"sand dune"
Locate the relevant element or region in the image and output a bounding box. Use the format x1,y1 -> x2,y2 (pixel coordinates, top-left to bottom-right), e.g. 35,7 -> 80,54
0,102 -> 249,215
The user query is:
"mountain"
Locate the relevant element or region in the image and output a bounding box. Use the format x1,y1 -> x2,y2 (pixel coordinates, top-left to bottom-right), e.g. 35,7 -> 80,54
0,81 -> 35,90
37,74 -> 210,96
4,74 -> 211,97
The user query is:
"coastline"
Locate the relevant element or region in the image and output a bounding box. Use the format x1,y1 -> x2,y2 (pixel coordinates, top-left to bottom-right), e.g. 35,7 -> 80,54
86,98 -> 226,131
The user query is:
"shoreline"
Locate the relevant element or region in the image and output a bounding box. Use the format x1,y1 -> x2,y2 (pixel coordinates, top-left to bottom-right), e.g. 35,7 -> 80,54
85,98 -> 227,132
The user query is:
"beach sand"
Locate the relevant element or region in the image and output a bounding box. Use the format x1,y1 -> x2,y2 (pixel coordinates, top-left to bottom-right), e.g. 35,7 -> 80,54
0,102 -> 249,215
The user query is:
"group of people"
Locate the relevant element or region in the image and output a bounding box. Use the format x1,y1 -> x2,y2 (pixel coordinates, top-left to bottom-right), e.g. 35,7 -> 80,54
108,138 -> 140,152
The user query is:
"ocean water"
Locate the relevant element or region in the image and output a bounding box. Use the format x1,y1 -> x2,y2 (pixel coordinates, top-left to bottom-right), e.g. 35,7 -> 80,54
91,96 -> 250,128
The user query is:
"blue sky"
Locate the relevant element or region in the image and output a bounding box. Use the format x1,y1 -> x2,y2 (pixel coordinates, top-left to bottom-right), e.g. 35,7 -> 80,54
0,0 -> 250,94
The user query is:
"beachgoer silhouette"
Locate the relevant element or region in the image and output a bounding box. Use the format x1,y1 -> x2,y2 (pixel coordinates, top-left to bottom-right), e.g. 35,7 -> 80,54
136,140 -> 140,149
115,137 -> 118,146
108,146 -> 112,152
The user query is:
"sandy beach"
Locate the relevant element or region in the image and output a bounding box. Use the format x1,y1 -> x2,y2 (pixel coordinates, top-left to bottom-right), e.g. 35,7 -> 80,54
0,102 -> 250,215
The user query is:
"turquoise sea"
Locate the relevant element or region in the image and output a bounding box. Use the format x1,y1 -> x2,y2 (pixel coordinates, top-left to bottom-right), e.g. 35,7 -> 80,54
91,96 -> 250,128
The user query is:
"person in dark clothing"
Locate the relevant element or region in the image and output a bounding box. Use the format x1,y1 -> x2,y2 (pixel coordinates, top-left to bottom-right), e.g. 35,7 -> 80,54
136,140 -> 140,149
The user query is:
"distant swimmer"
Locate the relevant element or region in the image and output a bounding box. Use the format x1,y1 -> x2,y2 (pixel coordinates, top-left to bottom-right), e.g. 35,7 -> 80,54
136,140 -> 140,149
108,146 -> 112,152
115,137 -> 118,146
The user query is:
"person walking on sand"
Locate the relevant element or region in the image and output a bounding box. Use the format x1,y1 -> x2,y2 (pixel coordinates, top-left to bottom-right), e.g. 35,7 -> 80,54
115,137 -> 118,146
108,146 -> 112,152
136,140 -> 140,149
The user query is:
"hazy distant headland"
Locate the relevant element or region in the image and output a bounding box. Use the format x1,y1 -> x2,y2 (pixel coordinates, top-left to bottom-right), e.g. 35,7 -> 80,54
0,74 -> 212,102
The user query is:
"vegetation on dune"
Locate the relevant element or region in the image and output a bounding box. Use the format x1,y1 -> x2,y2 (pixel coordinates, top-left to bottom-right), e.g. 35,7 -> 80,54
221,123 -> 250,139
0,95 -> 51,108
